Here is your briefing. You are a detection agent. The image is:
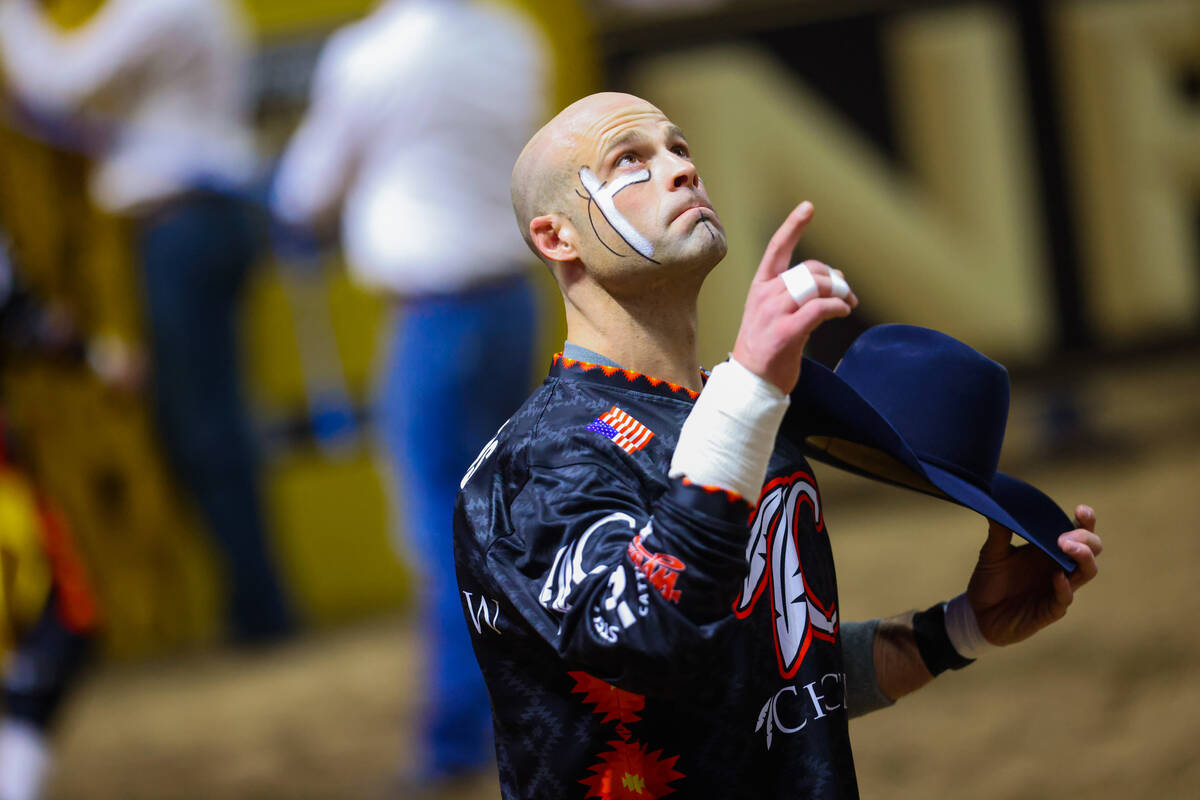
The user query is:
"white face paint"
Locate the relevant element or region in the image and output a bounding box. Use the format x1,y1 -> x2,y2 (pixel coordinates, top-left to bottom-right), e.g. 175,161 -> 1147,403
578,166 -> 656,260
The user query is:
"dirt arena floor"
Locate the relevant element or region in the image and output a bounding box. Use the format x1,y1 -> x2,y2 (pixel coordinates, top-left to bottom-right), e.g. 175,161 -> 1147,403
40,351 -> 1200,799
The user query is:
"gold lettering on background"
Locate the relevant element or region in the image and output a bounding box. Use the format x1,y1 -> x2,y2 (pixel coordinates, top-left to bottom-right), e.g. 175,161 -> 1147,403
633,7 -> 1053,363
1054,0 -> 1200,344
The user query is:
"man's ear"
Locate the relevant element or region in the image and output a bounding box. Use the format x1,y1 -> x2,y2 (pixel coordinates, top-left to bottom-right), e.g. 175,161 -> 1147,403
529,214 -> 579,263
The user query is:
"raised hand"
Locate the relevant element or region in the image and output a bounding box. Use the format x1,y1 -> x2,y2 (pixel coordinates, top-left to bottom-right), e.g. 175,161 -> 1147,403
730,202 -> 857,394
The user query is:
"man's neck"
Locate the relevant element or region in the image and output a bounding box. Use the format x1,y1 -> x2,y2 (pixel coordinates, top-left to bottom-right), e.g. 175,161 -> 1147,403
563,282 -> 703,393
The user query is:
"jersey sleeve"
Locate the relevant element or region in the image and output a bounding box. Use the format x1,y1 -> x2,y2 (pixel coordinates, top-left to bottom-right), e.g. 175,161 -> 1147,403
481,440 -> 754,697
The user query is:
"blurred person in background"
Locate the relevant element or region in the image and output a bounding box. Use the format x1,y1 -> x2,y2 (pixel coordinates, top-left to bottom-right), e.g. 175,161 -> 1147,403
0,427 -> 97,800
0,243 -> 99,800
270,0 -> 547,791
0,0 -> 295,645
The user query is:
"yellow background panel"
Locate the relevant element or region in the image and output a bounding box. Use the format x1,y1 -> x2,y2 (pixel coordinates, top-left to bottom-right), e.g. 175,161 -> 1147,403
243,0 -> 373,38
266,452 -> 412,627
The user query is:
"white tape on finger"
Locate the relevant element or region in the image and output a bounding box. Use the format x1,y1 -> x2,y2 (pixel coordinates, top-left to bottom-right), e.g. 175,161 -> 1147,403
830,271 -> 851,300
781,264 -> 818,306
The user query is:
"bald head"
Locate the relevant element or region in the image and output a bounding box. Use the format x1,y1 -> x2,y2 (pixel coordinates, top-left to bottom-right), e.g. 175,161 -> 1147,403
511,90 -> 726,293
511,92 -> 662,260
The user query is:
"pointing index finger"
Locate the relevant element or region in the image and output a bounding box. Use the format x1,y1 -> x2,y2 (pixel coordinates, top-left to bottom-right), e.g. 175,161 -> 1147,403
755,201 -> 814,283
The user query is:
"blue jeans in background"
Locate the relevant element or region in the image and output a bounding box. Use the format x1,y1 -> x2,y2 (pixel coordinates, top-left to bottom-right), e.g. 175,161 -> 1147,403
379,274 -> 536,777
139,192 -> 293,644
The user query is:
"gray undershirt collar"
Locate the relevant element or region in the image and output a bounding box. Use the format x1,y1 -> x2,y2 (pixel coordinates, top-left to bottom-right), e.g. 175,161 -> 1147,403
562,342 -> 623,369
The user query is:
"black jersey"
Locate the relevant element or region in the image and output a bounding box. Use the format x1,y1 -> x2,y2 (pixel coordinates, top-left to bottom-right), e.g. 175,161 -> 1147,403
454,355 -> 857,799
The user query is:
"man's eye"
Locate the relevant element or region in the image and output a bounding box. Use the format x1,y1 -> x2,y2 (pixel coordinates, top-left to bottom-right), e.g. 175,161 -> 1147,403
671,145 -> 690,159
616,152 -> 640,167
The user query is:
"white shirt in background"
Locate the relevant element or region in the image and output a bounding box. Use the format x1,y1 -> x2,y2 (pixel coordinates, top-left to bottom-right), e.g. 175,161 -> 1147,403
271,0 -> 547,296
0,0 -> 259,214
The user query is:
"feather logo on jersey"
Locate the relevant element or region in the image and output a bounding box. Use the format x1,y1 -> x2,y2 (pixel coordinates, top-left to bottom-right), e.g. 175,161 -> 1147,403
734,472 -> 838,678
587,406 -> 654,454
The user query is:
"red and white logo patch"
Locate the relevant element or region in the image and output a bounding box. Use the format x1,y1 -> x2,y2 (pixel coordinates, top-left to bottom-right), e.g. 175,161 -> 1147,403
734,472 -> 838,678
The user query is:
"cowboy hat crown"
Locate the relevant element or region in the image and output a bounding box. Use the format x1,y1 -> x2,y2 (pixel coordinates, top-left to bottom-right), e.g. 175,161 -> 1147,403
786,324 -> 1077,571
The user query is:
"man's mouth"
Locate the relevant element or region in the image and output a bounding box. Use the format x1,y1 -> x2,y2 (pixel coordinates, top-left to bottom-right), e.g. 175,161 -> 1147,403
673,202 -> 713,223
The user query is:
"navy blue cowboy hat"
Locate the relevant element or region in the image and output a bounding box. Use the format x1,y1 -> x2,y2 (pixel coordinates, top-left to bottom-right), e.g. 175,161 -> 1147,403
783,324 -> 1078,572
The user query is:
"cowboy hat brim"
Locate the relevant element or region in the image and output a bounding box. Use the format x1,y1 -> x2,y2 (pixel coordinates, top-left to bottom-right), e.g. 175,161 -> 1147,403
784,357 -> 1077,572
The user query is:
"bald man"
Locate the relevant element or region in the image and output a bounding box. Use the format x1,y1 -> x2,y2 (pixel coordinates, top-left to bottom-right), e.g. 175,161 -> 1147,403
454,92 -> 1101,799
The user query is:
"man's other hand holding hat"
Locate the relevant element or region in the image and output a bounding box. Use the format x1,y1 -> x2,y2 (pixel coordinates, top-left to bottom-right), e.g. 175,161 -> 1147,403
969,504 -> 1102,647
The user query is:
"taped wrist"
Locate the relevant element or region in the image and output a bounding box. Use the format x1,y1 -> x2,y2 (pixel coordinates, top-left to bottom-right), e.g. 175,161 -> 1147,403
912,601 -> 975,676
944,592 -> 995,660
668,357 -> 789,505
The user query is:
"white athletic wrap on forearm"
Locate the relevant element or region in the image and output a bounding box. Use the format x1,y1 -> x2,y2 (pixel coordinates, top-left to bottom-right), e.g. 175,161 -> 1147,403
668,357 -> 789,504
945,592 -> 996,659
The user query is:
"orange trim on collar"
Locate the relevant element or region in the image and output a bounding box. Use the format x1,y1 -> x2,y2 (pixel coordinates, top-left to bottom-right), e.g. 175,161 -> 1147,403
552,353 -> 701,400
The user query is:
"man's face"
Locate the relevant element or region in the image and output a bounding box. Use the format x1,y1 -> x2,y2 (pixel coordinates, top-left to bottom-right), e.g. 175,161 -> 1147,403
567,98 -> 727,285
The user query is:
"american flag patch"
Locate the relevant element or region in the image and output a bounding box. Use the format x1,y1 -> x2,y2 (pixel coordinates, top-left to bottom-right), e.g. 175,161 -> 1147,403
587,406 -> 654,454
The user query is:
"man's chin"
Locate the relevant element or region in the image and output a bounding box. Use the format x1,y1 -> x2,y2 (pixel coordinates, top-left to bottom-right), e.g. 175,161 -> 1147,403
685,234 -> 728,273
659,249 -> 724,291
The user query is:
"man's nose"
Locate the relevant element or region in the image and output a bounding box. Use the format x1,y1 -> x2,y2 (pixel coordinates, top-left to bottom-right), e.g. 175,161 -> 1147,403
667,154 -> 699,189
